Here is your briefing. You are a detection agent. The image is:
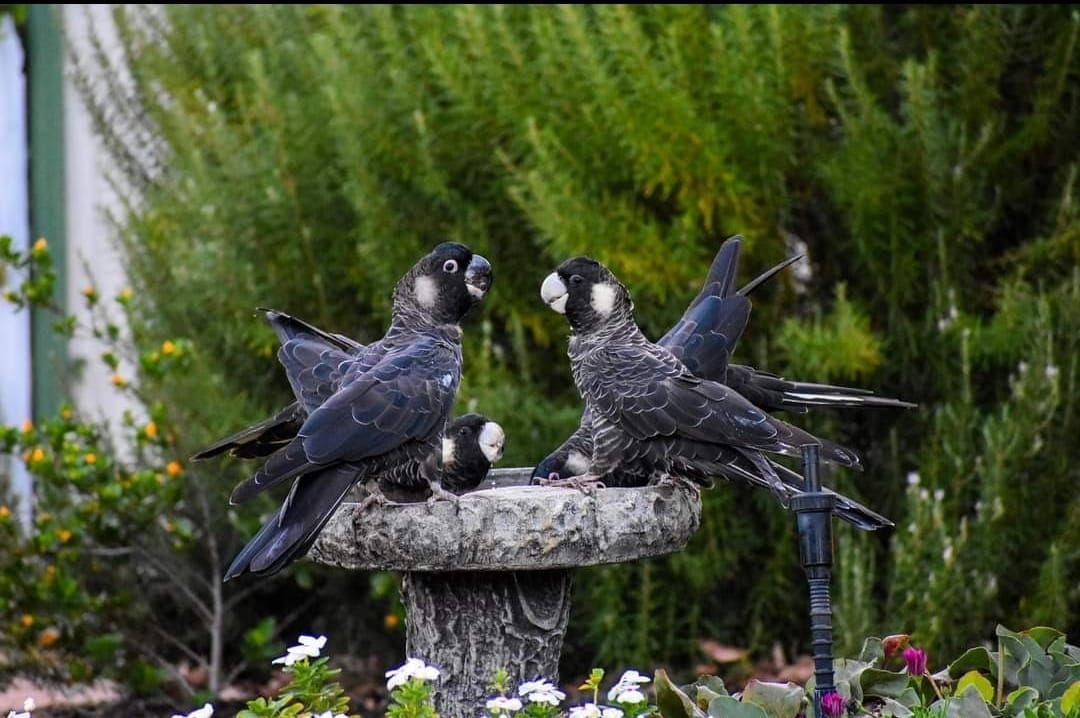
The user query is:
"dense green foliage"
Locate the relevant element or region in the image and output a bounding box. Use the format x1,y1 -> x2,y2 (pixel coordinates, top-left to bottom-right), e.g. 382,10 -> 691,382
62,2 -> 1080,680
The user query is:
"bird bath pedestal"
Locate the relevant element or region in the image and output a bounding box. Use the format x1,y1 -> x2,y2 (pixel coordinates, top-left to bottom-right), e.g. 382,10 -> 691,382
309,468 -> 701,718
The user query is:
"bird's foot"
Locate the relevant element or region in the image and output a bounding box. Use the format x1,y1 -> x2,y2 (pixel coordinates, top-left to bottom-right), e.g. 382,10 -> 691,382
426,484 -> 461,507
539,473 -> 606,495
357,485 -> 390,512
655,473 -> 703,500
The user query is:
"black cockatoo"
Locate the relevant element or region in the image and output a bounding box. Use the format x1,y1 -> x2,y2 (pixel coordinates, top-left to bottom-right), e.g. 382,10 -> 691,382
440,413 -> 505,494
197,243 -> 492,580
538,253 -> 895,530
534,238 -> 913,487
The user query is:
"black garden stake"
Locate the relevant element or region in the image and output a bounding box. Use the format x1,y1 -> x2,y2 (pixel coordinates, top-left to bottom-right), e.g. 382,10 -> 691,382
792,444 -> 837,716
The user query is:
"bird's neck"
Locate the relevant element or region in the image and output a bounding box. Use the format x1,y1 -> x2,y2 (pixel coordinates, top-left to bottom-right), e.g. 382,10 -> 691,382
570,316 -> 643,348
386,309 -> 463,344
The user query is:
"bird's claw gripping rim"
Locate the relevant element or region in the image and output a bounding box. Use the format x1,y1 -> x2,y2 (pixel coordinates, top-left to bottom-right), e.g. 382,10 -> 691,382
538,474 -> 606,495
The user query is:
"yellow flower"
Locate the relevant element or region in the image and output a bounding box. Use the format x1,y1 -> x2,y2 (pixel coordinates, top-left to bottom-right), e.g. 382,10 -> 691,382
62,407 -> 72,420
145,422 -> 158,439
58,529 -> 72,543
39,627 -> 60,647
84,452 -> 97,465
385,613 -> 400,629
0,506 -> 10,520
167,461 -> 183,478
111,373 -> 126,387
21,614 -> 34,627
32,237 -> 48,254
119,287 -> 133,301
82,285 -> 97,299
30,447 -> 45,463
161,340 -> 176,355
21,419 -> 33,433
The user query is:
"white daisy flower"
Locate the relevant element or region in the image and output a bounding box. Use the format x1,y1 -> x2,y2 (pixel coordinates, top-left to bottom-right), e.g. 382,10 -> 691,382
272,634 -> 328,666
518,678 -> 566,705
569,704 -> 602,718
171,703 -> 213,718
486,696 -> 523,713
386,658 -> 441,690
609,687 -> 646,704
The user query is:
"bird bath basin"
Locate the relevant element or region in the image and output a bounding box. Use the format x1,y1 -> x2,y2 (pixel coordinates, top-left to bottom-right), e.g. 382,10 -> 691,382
309,467 -> 701,717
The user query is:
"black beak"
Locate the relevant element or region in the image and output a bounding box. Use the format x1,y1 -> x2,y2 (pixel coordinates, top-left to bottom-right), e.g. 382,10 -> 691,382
465,254 -> 492,299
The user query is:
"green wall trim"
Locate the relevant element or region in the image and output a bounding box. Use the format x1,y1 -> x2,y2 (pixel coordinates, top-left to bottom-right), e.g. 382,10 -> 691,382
27,4 -> 67,418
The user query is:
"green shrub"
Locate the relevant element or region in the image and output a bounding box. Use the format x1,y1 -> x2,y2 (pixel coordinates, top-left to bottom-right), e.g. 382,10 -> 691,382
59,3 -> 1080,672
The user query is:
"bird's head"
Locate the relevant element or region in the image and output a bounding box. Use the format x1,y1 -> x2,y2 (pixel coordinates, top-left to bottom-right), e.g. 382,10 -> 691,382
540,256 -> 633,333
396,243 -> 493,325
443,413 -> 505,471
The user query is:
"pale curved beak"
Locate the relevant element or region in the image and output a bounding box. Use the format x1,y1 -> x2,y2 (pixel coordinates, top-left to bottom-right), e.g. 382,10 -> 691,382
465,254 -> 492,299
541,273 -> 568,314
479,421 -> 505,464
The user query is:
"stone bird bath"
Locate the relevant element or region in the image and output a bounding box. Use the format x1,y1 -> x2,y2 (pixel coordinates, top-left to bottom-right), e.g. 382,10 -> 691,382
310,468 -> 701,717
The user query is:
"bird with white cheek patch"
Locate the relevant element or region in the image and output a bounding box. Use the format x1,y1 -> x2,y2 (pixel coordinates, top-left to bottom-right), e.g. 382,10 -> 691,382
440,413 -> 506,494
538,255 -> 867,511
534,238 -> 910,530
196,242 -> 493,580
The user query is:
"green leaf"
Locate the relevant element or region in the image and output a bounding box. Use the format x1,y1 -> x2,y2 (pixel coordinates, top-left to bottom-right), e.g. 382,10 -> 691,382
860,668 -> 911,699
1060,682 -> 1080,715
950,647 -> 998,680
1027,628 -> 1066,652
881,698 -> 914,718
741,680 -> 804,718
858,637 -> 885,666
707,696 -> 768,718
833,658 -> 872,703
656,669 -> 704,718
945,686 -> 994,718
957,671 -> 995,702
1006,687 -> 1040,715
697,676 -> 730,698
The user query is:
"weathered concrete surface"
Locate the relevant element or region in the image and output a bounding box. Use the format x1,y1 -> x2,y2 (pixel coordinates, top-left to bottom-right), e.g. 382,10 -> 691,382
309,481 -> 701,572
309,471 -> 702,718
402,569 -> 572,716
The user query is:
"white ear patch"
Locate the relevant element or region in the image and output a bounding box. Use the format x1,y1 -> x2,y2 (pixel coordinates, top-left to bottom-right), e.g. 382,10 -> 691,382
566,450 -> 590,475
479,422 -> 505,463
442,437 -> 456,466
590,283 -> 617,316
414,275 -> 438,308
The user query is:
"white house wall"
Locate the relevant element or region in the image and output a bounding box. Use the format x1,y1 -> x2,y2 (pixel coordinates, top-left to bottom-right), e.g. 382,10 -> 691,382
63,4 -> 138,440
0,15 -> 34,528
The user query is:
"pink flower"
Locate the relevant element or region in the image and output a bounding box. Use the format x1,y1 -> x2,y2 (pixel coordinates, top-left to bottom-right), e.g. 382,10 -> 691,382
820,692 -> 845,718
903,647 -> 928,675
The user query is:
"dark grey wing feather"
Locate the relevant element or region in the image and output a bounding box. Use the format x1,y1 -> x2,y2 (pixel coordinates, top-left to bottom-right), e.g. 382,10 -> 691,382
277,338 -> 353,414
263,308 -> 364,352
301,340 -> 457,464
588,344 -> 860,467
192,403 -> 305,460
726,363 -> 916,413
224,463 -> 361,580
660,294 -> 749,380
229,338 -> 458,504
